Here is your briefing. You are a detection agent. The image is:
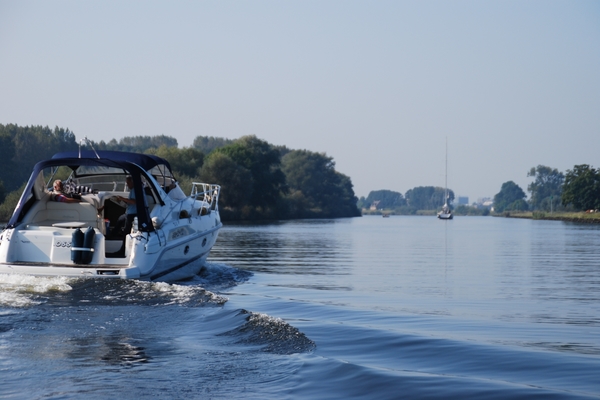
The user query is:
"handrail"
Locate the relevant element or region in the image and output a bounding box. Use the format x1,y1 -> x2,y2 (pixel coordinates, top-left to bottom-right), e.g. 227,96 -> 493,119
190,183 -> 221,212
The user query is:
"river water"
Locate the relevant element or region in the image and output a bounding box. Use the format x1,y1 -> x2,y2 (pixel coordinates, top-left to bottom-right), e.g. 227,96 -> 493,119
1,216 -> 599,399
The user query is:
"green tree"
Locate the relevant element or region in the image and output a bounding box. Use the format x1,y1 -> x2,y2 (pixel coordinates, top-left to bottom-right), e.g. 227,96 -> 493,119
493,181 -> 528,212
281,149 -> 359,218
200,152 -> 253,209
95,135 -> 178,152
527,165 -> 564,211
0,183 -> 26,221
364,190 -> 406,209
0,130 -> 15,190
0,124 -> 78,191
214,136 -> 286,210
405,186 -> 454,210
146,145 -> 204,178
357,196 -> 367,209
193,136 -> 234,154
561,164 -> 600,211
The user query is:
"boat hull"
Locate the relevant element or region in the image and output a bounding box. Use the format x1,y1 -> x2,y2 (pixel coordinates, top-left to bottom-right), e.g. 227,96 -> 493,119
0,215 -> 221,282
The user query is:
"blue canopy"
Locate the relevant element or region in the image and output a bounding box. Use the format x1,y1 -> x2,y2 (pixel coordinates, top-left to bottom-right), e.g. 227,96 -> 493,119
52,150 -> 173,173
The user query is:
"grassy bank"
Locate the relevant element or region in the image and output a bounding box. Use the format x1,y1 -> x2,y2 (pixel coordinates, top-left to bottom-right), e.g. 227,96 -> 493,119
497,211 -> 600,223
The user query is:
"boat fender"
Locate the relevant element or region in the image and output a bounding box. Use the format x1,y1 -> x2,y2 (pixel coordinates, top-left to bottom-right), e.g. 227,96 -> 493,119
71,228 -> 84,264
81,226 -> 95,264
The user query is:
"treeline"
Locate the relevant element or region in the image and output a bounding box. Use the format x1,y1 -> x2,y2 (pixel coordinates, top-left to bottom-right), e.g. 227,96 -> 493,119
0,124 -> 79,194
358,187 -> 458,215
493,164 -> 600,213
0,124 -> 360,221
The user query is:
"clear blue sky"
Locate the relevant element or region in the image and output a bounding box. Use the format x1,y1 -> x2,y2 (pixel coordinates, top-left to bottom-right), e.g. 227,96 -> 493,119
1,1 -> 598,201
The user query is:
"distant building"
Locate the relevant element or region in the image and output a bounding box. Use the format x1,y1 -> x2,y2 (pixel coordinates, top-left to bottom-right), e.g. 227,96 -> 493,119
472,197 -> 493,209
457,196 -> 469,205
370,201 -> 381,211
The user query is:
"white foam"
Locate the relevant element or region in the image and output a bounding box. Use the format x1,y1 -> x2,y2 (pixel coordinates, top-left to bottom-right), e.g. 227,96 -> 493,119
0,273 -> 73,307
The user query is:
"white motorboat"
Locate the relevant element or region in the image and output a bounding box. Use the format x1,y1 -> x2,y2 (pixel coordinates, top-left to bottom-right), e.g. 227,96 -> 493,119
0,149 -> 221,281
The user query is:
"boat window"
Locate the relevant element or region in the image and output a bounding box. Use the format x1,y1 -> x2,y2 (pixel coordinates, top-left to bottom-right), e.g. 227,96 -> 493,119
76,174 -> 129,192
73,165 -> 128,177
148,164 -> 175,186
43,166 -> 73,191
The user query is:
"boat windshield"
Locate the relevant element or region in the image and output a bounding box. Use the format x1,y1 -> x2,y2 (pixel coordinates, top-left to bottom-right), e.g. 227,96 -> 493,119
43,165 -> 131,193
73,165 -> 128,177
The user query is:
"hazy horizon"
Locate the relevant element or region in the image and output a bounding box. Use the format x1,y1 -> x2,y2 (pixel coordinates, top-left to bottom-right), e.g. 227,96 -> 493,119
1,1 -> 598,200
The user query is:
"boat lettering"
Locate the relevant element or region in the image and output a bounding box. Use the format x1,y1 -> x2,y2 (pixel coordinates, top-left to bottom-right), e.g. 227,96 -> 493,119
169,227 -> 188,240
55,241 -> 71,248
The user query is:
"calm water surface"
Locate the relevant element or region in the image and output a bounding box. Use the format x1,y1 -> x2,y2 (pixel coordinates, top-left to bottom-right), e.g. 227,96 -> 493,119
1,216 -> 599,399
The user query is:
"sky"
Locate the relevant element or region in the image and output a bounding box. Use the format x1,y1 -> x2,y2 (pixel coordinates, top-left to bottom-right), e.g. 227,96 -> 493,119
1,1 -> 598,201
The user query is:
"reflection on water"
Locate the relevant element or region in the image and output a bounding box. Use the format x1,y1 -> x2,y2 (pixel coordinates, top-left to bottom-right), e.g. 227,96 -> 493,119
67,334 -> 150,368
213,217 -> 600,327
212,220 -> 355,277
2,216 -> 600,398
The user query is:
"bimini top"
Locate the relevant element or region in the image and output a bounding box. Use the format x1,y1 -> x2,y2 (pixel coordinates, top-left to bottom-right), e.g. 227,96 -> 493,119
7,151 -> 174,231
52,150 -> 173,173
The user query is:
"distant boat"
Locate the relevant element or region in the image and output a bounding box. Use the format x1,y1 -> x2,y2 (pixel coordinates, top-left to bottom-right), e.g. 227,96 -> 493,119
382,213 -> 390,218
437,139 -> 453,220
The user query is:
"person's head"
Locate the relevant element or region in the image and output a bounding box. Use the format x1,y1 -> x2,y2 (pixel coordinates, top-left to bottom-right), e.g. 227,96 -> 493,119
126,176 -> 133,189
53,180 -> 63,192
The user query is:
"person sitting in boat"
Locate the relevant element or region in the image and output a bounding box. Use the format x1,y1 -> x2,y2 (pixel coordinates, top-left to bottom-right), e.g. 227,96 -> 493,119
50,180 -> 81,203
114,176 -> 137,234
64,178 -> 95,196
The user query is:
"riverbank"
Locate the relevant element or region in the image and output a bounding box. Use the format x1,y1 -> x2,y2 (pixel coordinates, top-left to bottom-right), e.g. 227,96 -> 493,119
497,211 -> 600,224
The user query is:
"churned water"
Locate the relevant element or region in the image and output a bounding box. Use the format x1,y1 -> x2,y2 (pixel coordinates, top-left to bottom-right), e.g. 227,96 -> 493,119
1,216 -> 599,399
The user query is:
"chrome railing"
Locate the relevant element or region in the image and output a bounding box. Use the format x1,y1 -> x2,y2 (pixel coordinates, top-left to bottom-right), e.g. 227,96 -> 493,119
190,183 -> 221,212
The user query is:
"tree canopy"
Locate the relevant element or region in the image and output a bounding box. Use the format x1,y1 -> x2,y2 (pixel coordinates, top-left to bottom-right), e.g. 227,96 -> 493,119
561,165 -> 600,211
211,135 -> 286,212
94,135 -> 178,152
527,165 -> 564,211
493,181 -> 528,212
405,186 -> 454,211
281,150 -> 360,218
0,126 -> 358,221
193,136 -> 234,154
362,190 -> 406,210
200,152 -> 254,210
0,124 -> 78,191
146,145 -> 204,179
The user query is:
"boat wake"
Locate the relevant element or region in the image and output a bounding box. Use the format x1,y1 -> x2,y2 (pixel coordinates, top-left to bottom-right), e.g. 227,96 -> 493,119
220,309 -> 316,355
192,261 -> 253,291
0,262 -> 250,308
0,274 -> 73,307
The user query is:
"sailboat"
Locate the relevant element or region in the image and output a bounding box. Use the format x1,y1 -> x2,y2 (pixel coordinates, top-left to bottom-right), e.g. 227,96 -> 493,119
437,139 -> 453,220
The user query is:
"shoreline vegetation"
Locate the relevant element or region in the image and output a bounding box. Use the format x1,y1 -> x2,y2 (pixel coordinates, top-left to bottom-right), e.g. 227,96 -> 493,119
496,211 -> 600,224
1,126 -> 597,224
363,210 -> 600,224
0,124 -> 361,222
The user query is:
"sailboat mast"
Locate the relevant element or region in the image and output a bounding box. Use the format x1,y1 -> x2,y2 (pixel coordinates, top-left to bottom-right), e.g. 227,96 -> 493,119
444,138 -> 448,200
